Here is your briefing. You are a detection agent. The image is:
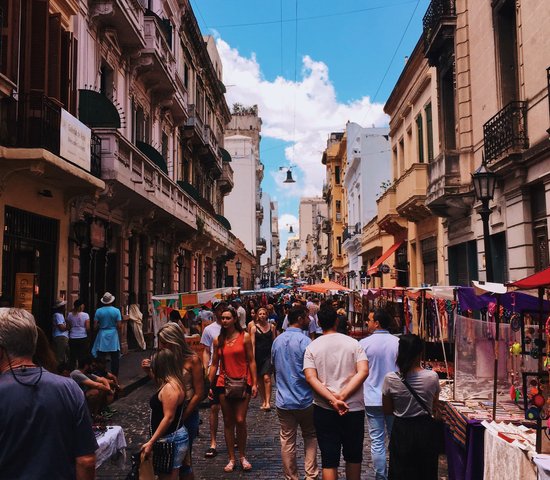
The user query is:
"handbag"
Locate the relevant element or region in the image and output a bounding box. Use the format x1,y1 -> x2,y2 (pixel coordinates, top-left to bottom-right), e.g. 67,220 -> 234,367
220,337 -> 249,399
149,399 -> 185,474
399,373 -> 446,455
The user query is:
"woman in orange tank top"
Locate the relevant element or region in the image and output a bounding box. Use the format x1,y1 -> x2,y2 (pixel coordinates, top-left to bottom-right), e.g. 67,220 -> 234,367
208,306 -> 257,473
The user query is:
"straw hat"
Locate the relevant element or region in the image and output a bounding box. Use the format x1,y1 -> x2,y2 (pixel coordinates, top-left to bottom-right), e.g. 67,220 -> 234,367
100,292 -> 115,305
53,299 -> 67,309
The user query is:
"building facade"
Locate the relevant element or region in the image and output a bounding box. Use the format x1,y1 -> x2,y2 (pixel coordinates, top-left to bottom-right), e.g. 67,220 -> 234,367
378,39 -> 445,287
298,197 -> 327,281
321,132 -> 347,281
423,0 -> 550,284
224,105 -> 266,287
343,123 -> 391,290
0,0 -> 238,344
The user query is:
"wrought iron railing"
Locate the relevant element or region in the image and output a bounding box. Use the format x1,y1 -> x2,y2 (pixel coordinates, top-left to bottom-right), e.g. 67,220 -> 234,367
17,92 -> 61,155
483,101 -> 528,162
423,0 -> 456,47
90,133 -> 102,178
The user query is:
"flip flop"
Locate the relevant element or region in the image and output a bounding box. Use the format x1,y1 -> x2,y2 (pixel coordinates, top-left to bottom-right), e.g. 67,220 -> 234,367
204,447 -> 218,458
224,460 -> 236,472
240,457 -> 252,471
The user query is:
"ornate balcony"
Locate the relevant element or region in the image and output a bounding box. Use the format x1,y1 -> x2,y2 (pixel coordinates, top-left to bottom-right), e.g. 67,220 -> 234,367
201,125 -> 222,176
256,237 -> 267,255
483,101 -> 528,170
256,202 -> 264,221
426,151 -> 471,217
218,161 -> 234,195
377,186 -> 406,235
423,0 -> 456,66
89,0 -> 146,50
395,163 -> 431,222
183,104 -> 207,145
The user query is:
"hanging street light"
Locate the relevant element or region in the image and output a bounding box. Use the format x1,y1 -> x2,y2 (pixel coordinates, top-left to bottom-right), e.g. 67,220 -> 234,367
279,166 -> 296,183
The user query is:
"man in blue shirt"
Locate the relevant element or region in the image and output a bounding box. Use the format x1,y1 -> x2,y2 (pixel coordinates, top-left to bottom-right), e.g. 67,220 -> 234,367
359,309 -> 399,480
272,305 -> 318,480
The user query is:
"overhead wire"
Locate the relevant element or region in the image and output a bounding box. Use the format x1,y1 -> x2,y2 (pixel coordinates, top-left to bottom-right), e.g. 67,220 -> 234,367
361,0 -> 422,125
209,0 -> 418,29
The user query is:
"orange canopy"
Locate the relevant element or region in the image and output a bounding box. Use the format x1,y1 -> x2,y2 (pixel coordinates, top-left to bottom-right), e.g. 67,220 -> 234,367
301,281 -> 352,293
367,240 -> 404,275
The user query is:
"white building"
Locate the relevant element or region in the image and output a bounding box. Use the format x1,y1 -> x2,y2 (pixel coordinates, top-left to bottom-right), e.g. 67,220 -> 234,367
343,124 -> 391,290
224,134 -> 257,254
298,197 -> 328,281
259,191 -> 279,286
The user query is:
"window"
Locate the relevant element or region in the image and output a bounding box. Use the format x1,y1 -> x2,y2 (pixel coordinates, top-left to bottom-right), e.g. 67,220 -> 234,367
335,166 -> 341,184
0,0 -> 21,83
161,132 -> 168,161
531,184 -> 549,272
398,138 -> 405,176
100,62 -> 114,99
153,239 -> 171,295
395,242 -> 408,287
494,0 -> 519,106
183,63 -> 189,89
448,240 -> 478,286
440,61 -> 457,150
425,103 -> 434,162
491,232 -> 508,284
337,236 -> 342,256
335,200 -> 341,213
416,114 -> 424,163
421,237 -> 437,285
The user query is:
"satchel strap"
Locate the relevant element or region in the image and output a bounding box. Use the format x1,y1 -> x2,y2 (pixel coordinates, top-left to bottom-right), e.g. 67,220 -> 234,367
399,373 -> 432,417
219,332 -> 248,377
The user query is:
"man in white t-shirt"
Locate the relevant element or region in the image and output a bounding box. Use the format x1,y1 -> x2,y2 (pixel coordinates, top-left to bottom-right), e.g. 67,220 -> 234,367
304,306 -> 369,480
232,298 -> 247,329
200,301 -> 225,458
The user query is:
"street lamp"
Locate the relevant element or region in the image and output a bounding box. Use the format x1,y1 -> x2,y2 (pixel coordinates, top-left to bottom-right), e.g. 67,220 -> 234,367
471,157 -> 497,282
235,259 -> 242,288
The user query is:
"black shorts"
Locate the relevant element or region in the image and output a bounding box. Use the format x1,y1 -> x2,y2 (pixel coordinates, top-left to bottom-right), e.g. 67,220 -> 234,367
313,405 -> 365,468
209,376 -> 220,406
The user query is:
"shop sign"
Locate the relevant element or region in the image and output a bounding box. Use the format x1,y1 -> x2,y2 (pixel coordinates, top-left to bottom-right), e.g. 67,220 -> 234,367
379,264 -> 391,274
60,109 -> 91,171
14,273 -> 35,313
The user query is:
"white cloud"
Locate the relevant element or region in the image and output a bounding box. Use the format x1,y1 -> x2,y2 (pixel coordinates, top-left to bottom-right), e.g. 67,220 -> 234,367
217,38 -> 388,199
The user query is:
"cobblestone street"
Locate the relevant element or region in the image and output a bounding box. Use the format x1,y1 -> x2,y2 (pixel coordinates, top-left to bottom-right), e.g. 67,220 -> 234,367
97,380 -> 448,479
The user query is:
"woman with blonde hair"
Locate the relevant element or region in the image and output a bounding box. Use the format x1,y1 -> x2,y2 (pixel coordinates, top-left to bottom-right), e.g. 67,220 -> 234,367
142,323 -> 203,479
142,349 -> 189,480
249,307 -> 276,410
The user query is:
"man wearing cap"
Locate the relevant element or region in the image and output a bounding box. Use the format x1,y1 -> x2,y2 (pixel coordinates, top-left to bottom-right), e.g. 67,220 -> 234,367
92,292 -> 122,376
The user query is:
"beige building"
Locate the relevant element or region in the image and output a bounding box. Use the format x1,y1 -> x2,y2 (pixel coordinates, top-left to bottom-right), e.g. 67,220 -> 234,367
298,197 -> 327,281
423,0 -> 550,284
378,39 -> 445,287
0,0 -> 239,343
322,132 -> 348,282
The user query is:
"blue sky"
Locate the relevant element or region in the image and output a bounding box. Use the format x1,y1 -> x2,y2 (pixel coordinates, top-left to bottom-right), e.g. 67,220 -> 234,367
192,0 -> 431,254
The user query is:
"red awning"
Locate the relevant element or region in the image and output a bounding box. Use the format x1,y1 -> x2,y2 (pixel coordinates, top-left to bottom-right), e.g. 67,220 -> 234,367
367,240 -> 404,275
509,267 -> 550,289
301,281 -> 352,293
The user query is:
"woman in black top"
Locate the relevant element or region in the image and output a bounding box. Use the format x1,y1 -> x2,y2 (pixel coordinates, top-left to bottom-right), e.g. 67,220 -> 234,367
142,350 -> 189,479
249,307 -> 277,410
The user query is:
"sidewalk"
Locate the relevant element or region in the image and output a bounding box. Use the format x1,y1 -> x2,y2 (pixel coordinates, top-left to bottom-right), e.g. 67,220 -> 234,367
117,349 -> 152,396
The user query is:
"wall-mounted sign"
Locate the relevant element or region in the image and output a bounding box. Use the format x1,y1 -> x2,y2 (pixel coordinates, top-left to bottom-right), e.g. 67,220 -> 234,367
60,108 -> 91,171
14,273 -> 35,313
379,264 -> 391,274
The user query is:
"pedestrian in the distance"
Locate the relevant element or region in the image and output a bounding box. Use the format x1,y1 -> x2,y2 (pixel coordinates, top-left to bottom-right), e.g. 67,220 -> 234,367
382,334 -> 440,480
359,309 -> 399,480
249,306 -> 276,410
52,298 -> 69,365
272,305 -> 318,480
304,306 -> 368,480
200,301 -> 226,459
208,306 -> 257,472
142,349 -> 189,480
92,292 -> 122,376
67,299 -> 90,369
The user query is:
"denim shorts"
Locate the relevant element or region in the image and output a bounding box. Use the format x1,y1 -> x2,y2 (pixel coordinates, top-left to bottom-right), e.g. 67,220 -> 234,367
159,425 -> 189,469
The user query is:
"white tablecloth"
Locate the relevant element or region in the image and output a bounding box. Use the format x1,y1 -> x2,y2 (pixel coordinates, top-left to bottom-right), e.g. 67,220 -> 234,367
534,455 -> 550,480
95,426 -> 127,468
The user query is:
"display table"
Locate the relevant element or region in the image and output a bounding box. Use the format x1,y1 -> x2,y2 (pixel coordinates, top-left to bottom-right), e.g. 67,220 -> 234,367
482,423 -> 537,480
95,426 -> 127,468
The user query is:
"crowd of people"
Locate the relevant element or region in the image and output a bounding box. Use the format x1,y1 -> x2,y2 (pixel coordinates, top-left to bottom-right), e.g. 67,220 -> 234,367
0,291 -> 441,480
